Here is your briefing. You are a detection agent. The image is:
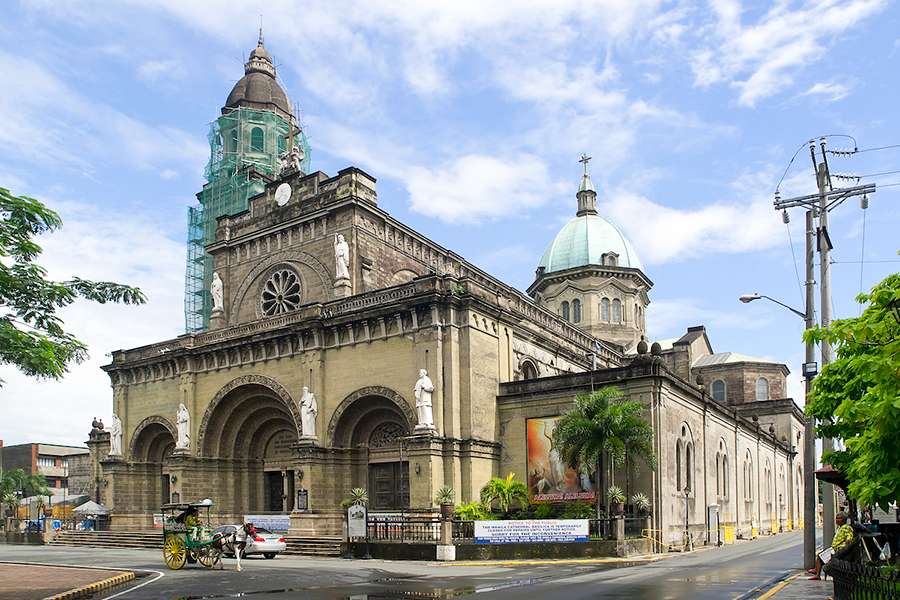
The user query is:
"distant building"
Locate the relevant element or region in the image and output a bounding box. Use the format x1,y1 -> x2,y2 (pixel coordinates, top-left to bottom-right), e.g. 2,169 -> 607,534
1,442 -> 90,495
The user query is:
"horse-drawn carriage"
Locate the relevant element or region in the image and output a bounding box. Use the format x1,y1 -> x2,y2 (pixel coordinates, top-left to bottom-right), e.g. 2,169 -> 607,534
160,499 -> 226,570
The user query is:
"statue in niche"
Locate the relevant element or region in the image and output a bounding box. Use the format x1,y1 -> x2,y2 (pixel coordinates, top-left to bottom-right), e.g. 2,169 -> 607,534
299,387 -> 318,439
291,145 -> 304,171
109,414 -> 123,456
211,272 -> 224,313
176,403 -> 191,450
414,369 -> 435,430
334,234 -> 350,281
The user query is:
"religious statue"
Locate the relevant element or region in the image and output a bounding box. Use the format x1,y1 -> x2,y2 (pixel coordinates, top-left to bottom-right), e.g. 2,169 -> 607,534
109,413 -> 123,456
334,234 -> 350,281
413,369 -> 435,430
290,145 -> 304,171
279,151 -> 291,174
211,272 -> 224,313
299,387 -> 318,439
176,403 -> 191,450
91,417 -> 104,432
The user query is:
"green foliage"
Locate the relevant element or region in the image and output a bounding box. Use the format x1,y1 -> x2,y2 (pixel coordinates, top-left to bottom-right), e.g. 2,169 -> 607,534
607,485 -> 626,504
631,492 -> 651,513
532,503 -> 555,519
0,469 -> 50,516
453,501 -> 491,521
480,473 -> 528,516
553,387 -> 657,473
804,267 -> 900,511
341,487 -> 369,509
0,187 -> 146,385
434,486 -> 454,505
560,501 -> 596,519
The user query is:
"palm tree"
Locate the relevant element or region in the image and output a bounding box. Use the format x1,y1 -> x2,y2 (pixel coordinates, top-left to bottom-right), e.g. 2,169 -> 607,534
0,469 -> 50,519
480,473 -> 528,516
553,387 -> 656,518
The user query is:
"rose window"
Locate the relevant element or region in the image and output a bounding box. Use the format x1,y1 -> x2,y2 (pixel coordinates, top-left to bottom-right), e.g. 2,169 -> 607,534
260,269 -> 301,316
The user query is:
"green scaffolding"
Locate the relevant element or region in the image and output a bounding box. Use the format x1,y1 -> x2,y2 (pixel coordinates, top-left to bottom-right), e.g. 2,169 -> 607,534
184,107 -> 311,332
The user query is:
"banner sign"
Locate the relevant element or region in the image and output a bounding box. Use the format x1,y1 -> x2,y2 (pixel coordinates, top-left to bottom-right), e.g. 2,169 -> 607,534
347,505 -> 367,539
474,519 -> 589,544
243,514 -> 290,533
526,417 -> 596,502
152,513 -> 164,529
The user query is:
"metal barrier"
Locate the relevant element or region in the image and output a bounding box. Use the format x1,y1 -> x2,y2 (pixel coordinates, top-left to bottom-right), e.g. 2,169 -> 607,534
452,520 -> 474,540
589,518 -> 615,539
367,517 -> 441,542
828,557 -> 900,600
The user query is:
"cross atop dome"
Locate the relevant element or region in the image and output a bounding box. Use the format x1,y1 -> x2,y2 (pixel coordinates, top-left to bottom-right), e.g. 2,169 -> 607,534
576,153 -> 597,215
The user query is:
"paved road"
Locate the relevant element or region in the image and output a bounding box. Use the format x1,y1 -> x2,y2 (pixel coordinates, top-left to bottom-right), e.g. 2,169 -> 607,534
0,531 -> 809,599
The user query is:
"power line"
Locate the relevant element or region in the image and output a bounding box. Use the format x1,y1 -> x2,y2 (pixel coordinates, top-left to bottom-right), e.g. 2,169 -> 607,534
831,259 -> 900,264
859,169 -> 900,179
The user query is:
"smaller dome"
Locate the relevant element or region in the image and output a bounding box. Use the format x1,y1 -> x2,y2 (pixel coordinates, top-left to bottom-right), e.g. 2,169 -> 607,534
537,214 -> 643,273
223,31 -> 291,118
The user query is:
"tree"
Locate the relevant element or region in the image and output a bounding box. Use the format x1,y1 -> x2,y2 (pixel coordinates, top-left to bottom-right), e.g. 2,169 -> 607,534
480,473 -> 528,516
553,386 -> 656,518
1,468 -> 50,518
804,269 -> 900,511
0,187 -> 145,384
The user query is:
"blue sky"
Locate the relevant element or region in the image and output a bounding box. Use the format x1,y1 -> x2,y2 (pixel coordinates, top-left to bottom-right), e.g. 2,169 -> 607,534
1,0 -> 898,445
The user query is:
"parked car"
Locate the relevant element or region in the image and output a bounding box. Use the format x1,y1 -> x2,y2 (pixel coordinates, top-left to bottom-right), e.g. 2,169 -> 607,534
212,525 -> 287,559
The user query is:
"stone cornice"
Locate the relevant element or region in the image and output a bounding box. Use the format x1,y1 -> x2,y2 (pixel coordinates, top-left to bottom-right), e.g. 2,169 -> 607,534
527,263 -> 654,296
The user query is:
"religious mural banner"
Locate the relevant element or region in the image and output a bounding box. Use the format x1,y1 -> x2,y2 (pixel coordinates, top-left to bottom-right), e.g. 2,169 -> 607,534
474,519 -> 589,544
526,416 -> 596,502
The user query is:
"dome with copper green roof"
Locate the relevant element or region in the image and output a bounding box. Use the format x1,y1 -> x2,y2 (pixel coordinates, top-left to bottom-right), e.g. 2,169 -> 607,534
537,213 -> 643,273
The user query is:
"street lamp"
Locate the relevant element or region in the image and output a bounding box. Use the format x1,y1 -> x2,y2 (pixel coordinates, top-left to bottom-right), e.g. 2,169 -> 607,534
683,485 -> 693,552
740,291 -> 819,570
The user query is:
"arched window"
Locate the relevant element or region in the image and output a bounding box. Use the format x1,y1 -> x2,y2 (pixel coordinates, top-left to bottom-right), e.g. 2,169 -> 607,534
765,460 -> 772,505
601,298 -> 610,322
755,377 -> 769,400
521,361 -> 538,380
277,133 -> 286,156
612,299 -> 622,323
685,443 -> 693,491
716,453 -> 721,496
723,454 -> 729,498
561,301 -> 570,321
250,127 -> 265,152
711,379 -> 726,402
744,450 -> 753,501
572,299 -> 582,323
675,440 -> 682,491
229,129 -> 239,153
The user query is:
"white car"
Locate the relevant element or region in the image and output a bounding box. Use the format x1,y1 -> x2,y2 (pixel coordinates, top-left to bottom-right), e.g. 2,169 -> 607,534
213,525 -> 287,559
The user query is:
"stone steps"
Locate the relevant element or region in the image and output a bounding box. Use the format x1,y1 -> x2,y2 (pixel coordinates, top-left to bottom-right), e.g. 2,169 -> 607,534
50,531 -> 343,556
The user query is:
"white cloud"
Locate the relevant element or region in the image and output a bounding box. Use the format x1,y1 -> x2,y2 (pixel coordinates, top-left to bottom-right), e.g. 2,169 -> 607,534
159,168 -> 179,180
801,81 -> 850,102
0,50 -> 207,174
137,58 -> 184,83
690,0 -> 885,106
0,195 -> 184,446
647,297 -> 773,340
406,154 -> 558,223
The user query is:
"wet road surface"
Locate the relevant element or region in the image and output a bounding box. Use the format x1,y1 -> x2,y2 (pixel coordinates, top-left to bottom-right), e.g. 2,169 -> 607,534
0,530 -> 808,599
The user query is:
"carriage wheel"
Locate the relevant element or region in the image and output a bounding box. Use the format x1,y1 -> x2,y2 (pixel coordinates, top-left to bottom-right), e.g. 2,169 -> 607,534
197,545 -> 222,569
163,534 -> 187,570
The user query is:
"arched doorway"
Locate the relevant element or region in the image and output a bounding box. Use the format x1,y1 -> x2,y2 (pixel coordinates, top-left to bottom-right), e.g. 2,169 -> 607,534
199,377 -> 300,514
130,417 -> 176,505
330,388 -> 415,511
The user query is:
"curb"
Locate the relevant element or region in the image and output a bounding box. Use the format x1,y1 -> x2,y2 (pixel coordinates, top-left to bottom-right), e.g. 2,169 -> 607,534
443,553 -> 670,567
756,572 -> 801,600
46,571 -> 135,600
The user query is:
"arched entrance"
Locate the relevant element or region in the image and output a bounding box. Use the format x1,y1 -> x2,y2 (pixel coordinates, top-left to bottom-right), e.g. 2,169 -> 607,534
130,417 -> 176,505
199,376 -> 300,514
329,387 -> 415,511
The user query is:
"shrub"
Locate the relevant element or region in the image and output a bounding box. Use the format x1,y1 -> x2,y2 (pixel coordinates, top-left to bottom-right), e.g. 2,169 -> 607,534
631,492 -> 651,513
454,501 -> 491,521
434,486 -> 454,505
607,485 -> 626,504
561,501 -> 596,519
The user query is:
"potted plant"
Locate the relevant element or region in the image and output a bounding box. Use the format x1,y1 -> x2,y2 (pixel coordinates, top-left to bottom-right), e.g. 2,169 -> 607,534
435,486 -> 455,519
631,492 -> 651,516
607,485 -> 626,515
340,487 -> 369,509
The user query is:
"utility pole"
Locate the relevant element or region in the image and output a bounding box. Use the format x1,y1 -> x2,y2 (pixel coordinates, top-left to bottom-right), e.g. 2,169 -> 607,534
802,205 -> 817,570
812,139 -> 837,547
775,136 -> 875,564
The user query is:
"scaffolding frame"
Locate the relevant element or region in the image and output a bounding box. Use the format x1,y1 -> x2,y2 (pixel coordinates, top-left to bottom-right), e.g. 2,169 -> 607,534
184,107 -> 310,332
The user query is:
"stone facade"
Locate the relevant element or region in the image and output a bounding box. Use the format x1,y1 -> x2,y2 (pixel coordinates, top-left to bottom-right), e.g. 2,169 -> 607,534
92,37 -> 805,545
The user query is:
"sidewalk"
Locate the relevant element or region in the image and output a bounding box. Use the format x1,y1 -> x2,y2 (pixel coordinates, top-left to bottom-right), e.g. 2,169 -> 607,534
761,569 -> 833,599
0,562 -> 134,600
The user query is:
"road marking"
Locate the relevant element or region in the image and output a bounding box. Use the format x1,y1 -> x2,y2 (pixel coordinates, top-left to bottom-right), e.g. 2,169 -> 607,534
756,572 -> 801,600
102,569 -> 165,599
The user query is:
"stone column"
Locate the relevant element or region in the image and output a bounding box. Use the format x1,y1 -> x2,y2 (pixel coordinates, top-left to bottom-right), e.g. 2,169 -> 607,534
288,441 -> 345,537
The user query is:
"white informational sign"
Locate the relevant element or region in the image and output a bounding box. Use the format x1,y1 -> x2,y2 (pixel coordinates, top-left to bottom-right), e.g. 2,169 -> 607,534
347,504 -> 367,539
474,519 -> 589,544
243,514 -> 291,533
152,513 -> 164,529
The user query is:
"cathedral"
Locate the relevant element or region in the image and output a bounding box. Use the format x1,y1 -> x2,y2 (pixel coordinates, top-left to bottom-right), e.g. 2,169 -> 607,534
92,34 -> 806,546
